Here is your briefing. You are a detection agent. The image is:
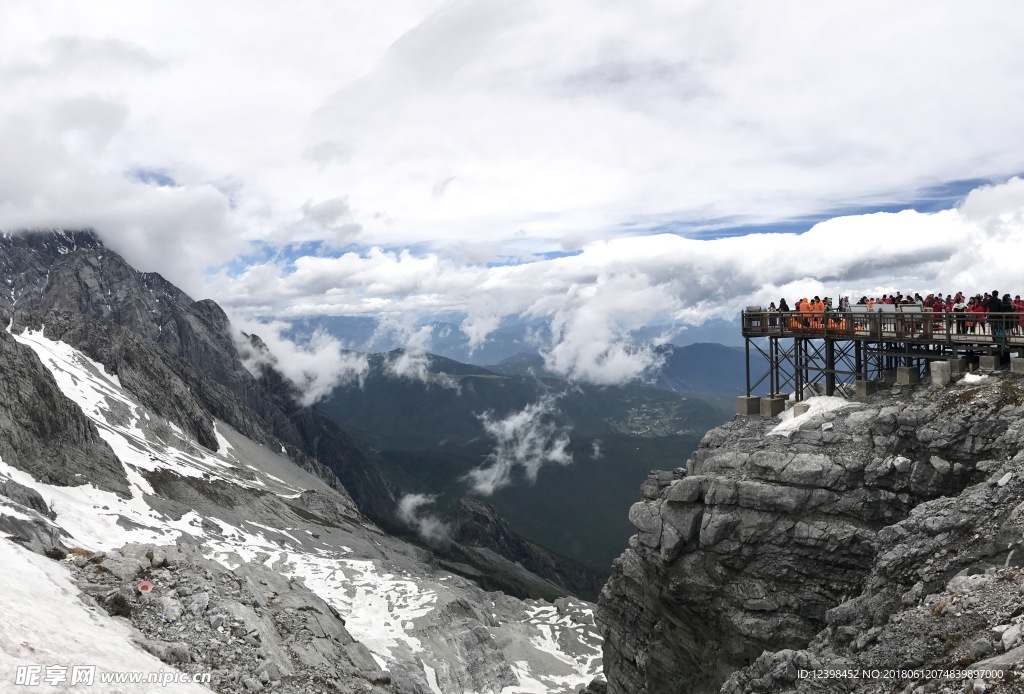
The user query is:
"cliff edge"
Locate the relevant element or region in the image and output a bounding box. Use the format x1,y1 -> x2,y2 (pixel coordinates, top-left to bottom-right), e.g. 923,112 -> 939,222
598,372 -> 1024,693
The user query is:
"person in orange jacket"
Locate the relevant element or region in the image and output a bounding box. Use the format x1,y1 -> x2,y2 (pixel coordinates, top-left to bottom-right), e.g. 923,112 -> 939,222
811,296 -> 825,328
796,298 -> 809,328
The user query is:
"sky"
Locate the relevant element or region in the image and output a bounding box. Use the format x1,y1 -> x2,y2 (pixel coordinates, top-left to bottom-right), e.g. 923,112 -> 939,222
3,1 -> 1024,386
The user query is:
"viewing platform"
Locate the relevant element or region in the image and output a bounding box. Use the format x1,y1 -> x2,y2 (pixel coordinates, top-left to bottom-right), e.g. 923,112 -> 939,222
738,307 -> 1024,414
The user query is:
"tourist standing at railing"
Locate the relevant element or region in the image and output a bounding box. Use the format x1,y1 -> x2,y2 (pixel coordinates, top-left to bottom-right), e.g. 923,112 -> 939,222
940,295 -> 953,333
992,292 -> 1014,342
1014,296 -> 1024,336
768,301 -> 778,327
813,296 -> 825,328
967,297 -> 979,334
953,296 -> 967,335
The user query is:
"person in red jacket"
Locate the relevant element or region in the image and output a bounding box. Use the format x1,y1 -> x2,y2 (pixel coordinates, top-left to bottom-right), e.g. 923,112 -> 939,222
967,297 -> 985,335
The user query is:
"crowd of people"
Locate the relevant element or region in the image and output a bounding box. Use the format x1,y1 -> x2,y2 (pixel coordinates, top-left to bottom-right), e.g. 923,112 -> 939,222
764,289 -> 1024,337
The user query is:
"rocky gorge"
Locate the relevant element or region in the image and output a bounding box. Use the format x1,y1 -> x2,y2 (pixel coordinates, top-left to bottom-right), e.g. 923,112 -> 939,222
598,368 -> 1024,693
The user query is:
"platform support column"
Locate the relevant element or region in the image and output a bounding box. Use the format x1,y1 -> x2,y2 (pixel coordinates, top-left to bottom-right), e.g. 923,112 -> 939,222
825,339 -> 836,396
744,339 -> 751,396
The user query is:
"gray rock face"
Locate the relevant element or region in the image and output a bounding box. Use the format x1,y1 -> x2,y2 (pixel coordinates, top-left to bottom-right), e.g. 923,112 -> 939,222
450,497 -> 606,600
0,478 -> 54,519
0,477 -> 65,556
721,448 -> 1024,693
0,327 -> 128,496
411,598 -> 518,692
599,376 -> 1024,693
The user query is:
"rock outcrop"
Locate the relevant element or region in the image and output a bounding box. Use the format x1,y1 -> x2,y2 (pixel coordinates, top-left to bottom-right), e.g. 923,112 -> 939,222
0,326 -> 128,496
598,374 -> 1024,693
68,542 -> 412,693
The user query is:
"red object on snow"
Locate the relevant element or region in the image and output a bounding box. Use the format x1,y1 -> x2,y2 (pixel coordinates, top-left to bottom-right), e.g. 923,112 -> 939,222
137,581 -> 154,594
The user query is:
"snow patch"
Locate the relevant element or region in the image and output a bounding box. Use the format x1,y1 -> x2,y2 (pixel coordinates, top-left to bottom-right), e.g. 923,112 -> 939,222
422,661 -> 444,694
768,396 -> 859,437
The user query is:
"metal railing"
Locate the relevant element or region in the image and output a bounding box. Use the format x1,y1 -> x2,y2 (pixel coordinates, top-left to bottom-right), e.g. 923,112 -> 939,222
742,308 -> 1024,349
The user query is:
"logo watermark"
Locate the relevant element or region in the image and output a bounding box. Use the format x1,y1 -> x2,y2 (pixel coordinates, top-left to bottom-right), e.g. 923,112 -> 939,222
14,665 -> 212,688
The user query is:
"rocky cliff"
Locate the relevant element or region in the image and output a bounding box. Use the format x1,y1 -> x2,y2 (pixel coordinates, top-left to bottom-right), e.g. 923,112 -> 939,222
1,231 -> 400,519
598,373 -> 1024,693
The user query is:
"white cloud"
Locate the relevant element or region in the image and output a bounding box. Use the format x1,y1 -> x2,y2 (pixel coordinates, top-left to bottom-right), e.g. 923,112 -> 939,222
0,4 -> 1022,285
233,317 -> 370,406
3,3 -> 1024,386
397,493 -> 450,543
371,317 -> 460,389
464,396 -> 573,495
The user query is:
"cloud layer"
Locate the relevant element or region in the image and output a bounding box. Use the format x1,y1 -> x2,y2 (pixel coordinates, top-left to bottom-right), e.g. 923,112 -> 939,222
3,3 -> 1024,290
212,177 -> 1024,384
4,4 -> 1024,387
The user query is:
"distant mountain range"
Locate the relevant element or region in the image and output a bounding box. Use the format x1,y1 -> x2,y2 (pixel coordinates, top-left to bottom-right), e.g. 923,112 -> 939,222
0,230 -> 742,596
486,343 -> 751,396
291,314 -> 744,366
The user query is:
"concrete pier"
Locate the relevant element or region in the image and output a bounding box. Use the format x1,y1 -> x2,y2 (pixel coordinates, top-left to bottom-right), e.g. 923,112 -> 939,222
736,396 -> 761,416
896,367 -> 920,385
855,379 -> 878,396
930,361 -> 951,387
980,354 -> 1007,372
947,358 -> 968,374
760,397 -> 786,417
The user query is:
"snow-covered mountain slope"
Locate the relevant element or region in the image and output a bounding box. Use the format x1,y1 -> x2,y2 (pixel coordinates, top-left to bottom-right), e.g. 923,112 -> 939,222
0,326 -> 602,693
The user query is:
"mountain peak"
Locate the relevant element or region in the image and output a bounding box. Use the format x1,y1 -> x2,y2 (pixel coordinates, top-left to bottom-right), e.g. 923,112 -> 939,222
0,229 -> 105,254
